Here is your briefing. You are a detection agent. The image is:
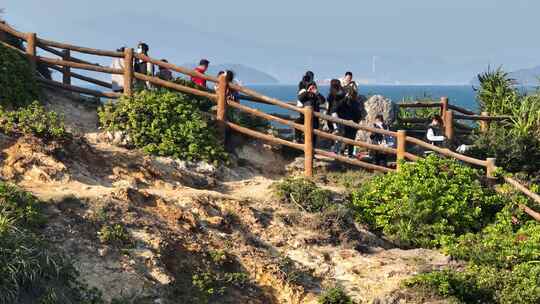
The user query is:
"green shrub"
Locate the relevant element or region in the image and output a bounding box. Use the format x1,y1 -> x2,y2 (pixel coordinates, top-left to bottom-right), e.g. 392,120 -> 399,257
0,42 -> 40,108
0,182 -> 105,304
318,287 -> 354,304
407,202 -> 540,304
467,126 -> 540,175
475,67 -> 521,116
172,78 -> 214,112
98,90 -> 227,164
98,224 -> 131,247
351,156 -> 505,248
0,101 -> 68,140
227,108 -> 270,133
0,182 -> 45,228
274,177 -> 334,212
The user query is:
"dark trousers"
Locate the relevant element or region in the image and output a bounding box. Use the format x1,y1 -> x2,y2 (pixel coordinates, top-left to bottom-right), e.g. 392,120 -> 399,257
343,126 -> 357,156
294,114 -> 318,146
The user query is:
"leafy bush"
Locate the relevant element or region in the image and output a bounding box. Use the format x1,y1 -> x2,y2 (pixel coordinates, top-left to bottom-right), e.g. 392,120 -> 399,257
318,287 -> 354,304
0,42 -> 40,108
98,224 -> 132,247
0,182 -> 45,228
406,214 -> 540,303
475,67 -> 521,116
0,182 -> 105,304
467,126 -> 540,175
0,101 -> 68,140
273,177 -> 334,212
98,90 -> 227,164
171,78 -> 214,112
351,156 -> 505,248
227,108 -> 270,133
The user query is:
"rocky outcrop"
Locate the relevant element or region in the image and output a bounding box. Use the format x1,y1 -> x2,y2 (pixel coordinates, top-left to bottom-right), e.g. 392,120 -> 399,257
356,95 -> 397,143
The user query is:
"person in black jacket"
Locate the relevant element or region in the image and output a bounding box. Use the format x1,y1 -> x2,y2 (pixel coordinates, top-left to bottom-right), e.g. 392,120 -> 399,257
294,81 -> 325,145
298,71 -> 315,92
331,90 -> 362,157
370,114 -> 391,165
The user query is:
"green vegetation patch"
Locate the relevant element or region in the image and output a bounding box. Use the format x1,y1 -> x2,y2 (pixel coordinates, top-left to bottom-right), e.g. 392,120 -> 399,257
98,90 -> 227,164
351,155 -> 505,248
0,101 -> 68,140
273,177 -> 335,212
318,287 -> 354,304
0,42 -> 40,108
0,181 -> 104,304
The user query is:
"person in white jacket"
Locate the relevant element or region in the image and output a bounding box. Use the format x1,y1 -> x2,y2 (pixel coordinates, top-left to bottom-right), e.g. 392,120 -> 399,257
111,47 -> 125,92
426,115 -> 446,146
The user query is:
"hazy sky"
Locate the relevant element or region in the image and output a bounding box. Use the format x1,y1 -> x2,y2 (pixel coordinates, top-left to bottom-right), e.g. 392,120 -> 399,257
2,0 -> 539,83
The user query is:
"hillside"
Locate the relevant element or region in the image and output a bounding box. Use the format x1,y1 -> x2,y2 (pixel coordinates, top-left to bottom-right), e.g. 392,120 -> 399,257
0,86 -> 452,304
184,63 -> 279,84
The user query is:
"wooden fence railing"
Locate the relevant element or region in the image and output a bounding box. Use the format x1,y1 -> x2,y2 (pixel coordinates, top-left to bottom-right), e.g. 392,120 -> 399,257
1,22 -> 539,221
398,97 -> 512,141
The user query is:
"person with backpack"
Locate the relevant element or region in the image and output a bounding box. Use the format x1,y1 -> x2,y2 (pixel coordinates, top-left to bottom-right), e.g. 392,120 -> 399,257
191,59 -> 210,88
370,114 -> 394,166
331,87 -> 362,158
295,82 -> 325,145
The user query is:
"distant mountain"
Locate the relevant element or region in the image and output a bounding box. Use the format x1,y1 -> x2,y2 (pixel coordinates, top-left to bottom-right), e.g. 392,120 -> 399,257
183,63 -> 279,85
470,66 -> 540,86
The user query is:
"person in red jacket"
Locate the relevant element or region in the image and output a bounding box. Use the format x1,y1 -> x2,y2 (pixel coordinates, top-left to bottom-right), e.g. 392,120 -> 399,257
191,59 -> 210,88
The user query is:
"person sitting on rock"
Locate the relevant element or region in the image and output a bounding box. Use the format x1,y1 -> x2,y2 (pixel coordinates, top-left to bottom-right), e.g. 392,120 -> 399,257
295,82 -> 325,145
426,115 -> 446,147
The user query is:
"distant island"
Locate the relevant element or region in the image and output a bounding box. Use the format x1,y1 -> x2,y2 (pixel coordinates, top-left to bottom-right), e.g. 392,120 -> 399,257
183,63 -> 279,85
471,66 -> 540,86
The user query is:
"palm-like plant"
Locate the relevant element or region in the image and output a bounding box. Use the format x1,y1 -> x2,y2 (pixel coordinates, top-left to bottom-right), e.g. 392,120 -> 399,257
475,67 -> 521,116
509,94 -> 540,137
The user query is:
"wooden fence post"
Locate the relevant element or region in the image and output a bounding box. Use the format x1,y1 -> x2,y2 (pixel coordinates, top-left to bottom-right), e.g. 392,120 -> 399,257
26,32 -> 37,71
480,111 -> 489,133
396,130 -> 406,171
216,73 -> 228,142
486,158 -> 497,178
62,49 -> 71,85
304,105 -> 314,177
445,110 -> 454,141
123,48 -> 134,96
440,97 -> 448,120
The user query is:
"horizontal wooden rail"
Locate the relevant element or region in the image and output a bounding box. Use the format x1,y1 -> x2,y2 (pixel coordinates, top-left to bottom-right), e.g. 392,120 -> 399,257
134,73 -> 217,100
269,113 -> 297,120
314,112 -> 397,137
0,22 -> 27,40
37,43 -> 100,66
406,136 -> 487,167
398,117 -> 431,124
37,56 -> 123,74
454,113 -> 512,121
504,177 -> 540,207
230,84 -> 303,113
226,100 -> 304,131
0,40 -> 24,53
47,64 -> 113,89
38,78 -> 121,98
315,149 -> 394,173
226,121 -> 305,151
398,102 -> 441,108
448,104 -> 475,115
239,94 -> 297,107
135,53 -> 218,83
37,37 -> 123,58
313,129 -> 396,155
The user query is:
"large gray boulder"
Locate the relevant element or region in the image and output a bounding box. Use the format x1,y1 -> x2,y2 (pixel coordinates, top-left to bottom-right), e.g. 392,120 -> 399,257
355,95 -> 397,143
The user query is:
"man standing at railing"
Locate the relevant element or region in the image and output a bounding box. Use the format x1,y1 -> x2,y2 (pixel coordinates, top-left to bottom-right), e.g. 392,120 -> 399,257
191,59 -> 210,88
